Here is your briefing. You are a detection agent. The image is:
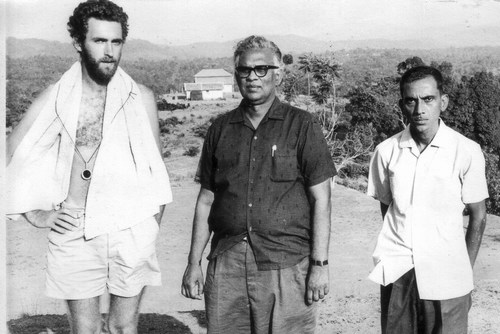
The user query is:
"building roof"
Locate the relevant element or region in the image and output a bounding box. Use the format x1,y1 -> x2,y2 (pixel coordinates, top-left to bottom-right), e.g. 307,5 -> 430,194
194,69 -> 232,78
184,82 -> 224,91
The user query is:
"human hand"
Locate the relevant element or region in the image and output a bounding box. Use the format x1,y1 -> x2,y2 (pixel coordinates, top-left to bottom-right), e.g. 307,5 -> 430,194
306,264 -> 330,305
181,263 -> 204,300
24,208 -> 80,233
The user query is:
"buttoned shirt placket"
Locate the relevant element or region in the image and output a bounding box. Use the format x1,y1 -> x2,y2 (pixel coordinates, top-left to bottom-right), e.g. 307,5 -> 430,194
408,142 -> 439,281
243,117 -> 265,239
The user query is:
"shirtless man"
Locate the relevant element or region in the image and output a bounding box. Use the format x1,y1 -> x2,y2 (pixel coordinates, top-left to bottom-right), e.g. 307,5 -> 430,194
6,1 -> 172,333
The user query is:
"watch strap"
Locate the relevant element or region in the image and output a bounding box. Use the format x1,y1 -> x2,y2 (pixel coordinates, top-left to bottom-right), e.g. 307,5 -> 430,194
311,259 -> 329,266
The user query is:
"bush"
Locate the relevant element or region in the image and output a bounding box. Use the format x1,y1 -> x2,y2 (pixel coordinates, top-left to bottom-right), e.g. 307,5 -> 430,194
340,162 -> 369,178
192,116 -> 217,138
485,152 -> 500,216
162,116 -> 182,127
192,123 -> 210,138
159,125 -> 170,134
159,116 -> 184,134
183,145 -> 200,157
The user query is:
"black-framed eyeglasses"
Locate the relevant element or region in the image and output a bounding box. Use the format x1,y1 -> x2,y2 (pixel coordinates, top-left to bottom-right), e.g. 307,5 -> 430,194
235,65 -> 279,78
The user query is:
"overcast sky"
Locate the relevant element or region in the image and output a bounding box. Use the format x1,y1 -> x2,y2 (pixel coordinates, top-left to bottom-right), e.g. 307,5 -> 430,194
4,0 -> 500,46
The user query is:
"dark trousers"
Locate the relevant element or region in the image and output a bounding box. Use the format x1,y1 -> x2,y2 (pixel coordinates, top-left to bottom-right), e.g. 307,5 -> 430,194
381,269 -> 471,334
204,239 -> 317,334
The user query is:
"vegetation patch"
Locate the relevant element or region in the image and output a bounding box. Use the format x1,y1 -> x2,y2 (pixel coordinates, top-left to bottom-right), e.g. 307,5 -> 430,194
7,313 -> 192,334
6,49 -> 500,216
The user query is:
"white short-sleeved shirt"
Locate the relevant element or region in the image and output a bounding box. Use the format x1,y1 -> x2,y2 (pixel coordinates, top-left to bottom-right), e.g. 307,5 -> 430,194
367,120 -> 489,300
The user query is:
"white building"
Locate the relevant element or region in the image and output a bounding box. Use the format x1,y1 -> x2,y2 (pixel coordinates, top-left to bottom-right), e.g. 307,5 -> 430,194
184,69 -> 234,100
183,82 -> 225,100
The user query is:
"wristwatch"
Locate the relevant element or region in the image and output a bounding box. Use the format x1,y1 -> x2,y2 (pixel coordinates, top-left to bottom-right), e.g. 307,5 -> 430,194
311,259 -> 329,266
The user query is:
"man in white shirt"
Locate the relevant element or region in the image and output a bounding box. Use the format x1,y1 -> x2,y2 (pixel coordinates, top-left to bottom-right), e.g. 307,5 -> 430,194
367,66 -> 488,334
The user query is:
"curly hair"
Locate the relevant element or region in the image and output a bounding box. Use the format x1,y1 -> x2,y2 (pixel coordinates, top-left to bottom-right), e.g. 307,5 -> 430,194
68,0 -> 129,45
233,35 -> 283,68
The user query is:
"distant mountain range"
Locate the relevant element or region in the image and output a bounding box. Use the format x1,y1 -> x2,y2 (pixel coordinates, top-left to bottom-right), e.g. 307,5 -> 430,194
7,29 -> 500,60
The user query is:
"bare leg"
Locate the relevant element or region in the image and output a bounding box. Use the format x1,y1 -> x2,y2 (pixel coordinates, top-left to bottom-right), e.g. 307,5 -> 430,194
66,297 -> 102,334
106,288 -> 145,334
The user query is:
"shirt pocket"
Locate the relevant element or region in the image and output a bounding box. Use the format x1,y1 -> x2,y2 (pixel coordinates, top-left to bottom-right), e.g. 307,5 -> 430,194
270,150 -> 299,182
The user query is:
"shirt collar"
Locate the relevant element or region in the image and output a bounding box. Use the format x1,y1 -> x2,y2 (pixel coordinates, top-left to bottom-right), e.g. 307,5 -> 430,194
399,119 -> 452,149
229,97 -> 284,124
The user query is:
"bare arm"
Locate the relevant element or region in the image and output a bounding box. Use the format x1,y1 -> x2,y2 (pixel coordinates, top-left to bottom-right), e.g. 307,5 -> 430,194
306,178 -> 332,305
139,84 -> 166,224
465,200 -> 487,267
181,187 -> 214,299
7,85 -> 54,165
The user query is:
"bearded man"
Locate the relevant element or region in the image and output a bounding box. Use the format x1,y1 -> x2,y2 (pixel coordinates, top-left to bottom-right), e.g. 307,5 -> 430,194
6,1 -> 172,333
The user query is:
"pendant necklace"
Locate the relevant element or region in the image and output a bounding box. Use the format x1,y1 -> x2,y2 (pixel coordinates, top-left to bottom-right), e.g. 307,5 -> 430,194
53,84 -> 136,180
78,145 -> 100,180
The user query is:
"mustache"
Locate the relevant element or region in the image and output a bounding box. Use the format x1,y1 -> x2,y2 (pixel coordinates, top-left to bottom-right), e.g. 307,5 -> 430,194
99,57 -> 116,63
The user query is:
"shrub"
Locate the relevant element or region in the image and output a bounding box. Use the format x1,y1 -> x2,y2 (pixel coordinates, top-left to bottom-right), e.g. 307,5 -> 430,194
192,123 -> 210,138
340,162 -> 369,179
485,151 -> 500,216
192,116 -> 217,138
183,145 -> 200,157
159,125 -> 170,134
163,116 -> 182,127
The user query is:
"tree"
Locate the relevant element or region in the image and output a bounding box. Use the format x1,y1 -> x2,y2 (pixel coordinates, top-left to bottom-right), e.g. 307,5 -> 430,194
283,54 -> 293,65
345,87 -> 403,144
309,54 -> 341,108
298,53 -> 313,96
468,71 -> 500,150
280,69 -> 301,102
442,71 -> 500,151
397,56 -> 426,75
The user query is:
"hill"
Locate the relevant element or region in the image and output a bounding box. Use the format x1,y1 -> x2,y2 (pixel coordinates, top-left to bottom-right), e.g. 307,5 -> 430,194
7,29 -> 500,60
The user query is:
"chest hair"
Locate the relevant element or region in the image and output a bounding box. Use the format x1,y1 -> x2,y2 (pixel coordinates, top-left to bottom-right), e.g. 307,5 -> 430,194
76,91 -> 106,148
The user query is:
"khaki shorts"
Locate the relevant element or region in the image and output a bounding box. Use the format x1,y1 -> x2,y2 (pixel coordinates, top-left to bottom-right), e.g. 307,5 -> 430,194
45,204 -> 161,300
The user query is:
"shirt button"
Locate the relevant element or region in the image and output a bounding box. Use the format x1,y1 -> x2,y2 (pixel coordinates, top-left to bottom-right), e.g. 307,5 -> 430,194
248,203 -> 253,207
252,158 -> 256,162
254,136 -> 258,140
249,179 -> 254,184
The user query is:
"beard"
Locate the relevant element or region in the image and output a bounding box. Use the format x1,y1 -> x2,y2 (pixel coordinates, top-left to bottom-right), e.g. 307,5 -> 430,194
81,48 -> 119,85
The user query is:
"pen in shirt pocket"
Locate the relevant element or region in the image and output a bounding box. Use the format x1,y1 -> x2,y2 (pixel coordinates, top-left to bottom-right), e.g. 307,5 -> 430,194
272,144 -> 277,157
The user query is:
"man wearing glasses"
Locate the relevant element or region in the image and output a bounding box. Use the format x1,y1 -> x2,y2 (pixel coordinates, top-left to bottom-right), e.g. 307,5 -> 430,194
181,35 -> 336,333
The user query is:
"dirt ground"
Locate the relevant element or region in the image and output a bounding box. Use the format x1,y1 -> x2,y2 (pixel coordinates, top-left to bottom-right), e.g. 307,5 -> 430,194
6,173 -> 500,333
5,101 -> 500,333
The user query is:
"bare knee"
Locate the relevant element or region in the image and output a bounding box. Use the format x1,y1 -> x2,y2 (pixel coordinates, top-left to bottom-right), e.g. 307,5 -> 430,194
106,316 -> 139,334
106,292 -> 143,334
67,298 -> 102,334
68,316 -> 102,334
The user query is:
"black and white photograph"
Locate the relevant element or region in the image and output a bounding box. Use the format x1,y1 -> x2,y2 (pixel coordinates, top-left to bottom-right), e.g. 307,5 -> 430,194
3,0 -> 500,333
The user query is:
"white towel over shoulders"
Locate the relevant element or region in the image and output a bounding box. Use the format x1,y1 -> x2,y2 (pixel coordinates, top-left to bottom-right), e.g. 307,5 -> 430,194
7,62 -> 173,238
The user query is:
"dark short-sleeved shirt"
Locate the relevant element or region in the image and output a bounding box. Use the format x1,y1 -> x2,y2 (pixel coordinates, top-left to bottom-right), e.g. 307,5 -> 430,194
196,97 -> 337,270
